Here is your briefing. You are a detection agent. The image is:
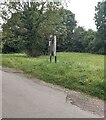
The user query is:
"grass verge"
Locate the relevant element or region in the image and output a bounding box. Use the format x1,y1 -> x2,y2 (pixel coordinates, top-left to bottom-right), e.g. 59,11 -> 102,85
1,52 -> 105,100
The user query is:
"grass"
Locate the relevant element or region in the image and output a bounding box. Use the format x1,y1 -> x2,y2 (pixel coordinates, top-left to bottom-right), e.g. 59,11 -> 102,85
1,52 -> 105,100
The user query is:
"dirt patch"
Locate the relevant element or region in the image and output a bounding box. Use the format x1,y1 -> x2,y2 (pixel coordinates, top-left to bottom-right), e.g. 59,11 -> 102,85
65,90 -> 104,117
1,67 -> 23,73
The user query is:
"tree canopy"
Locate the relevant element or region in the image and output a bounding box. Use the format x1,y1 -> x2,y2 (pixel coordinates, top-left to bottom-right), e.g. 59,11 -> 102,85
94,1 -> 106,54
1,1 -> 105,55
1,2 -> 77,56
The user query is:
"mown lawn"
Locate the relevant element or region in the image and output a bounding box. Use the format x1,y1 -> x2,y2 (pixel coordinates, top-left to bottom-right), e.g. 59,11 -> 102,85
1,52 -> 105,100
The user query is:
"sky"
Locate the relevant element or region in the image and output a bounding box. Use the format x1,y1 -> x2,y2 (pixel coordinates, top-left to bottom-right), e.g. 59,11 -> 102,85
0,0 -> 102,31
68,0 -> 102,31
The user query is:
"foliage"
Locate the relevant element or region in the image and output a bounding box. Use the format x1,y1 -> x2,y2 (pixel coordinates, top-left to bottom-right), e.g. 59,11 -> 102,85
1,1 -> 105,55
94,1 -> 106,54
2,52 -> 105,100
70,26 -> 86,52
57,9 -> 77,51
1,2 -> 76,56
60,26 -> 97,54
1,3 -> 25,53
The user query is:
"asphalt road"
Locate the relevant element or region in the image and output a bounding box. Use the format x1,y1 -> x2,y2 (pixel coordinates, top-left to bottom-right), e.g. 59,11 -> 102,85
2,69 -> 101,118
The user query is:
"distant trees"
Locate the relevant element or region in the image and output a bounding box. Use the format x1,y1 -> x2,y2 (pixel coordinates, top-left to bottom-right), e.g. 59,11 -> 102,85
56,9 -> 77,52
0,31 -> 2,53
59,0 -> 105,54
59,26 -> 97,54
1,1 -> 105,55
94,0 -> 106,54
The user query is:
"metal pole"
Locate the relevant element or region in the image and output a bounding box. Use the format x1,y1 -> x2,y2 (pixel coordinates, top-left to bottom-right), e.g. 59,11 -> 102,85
54,35 -> 57,63
49,40 -> 52,63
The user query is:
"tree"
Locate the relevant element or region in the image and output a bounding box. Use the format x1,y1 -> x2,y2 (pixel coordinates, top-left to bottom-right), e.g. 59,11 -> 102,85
94,1 -> 106,54
1,2 -> 26,53
65,26 -> 97,53
82,29 -> 97,53
0,30 -> 2,53
69,26 -> 86,52
1,2 -> 77,56
1,2 -> 63,55
56,9 -> 77,51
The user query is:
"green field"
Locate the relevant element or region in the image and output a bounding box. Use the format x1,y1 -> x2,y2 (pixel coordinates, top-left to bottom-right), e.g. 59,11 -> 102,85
1,52 -> 105,100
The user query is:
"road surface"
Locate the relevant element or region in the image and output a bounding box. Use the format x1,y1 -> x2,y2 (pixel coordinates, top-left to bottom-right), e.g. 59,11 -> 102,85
2,69 -> 102,118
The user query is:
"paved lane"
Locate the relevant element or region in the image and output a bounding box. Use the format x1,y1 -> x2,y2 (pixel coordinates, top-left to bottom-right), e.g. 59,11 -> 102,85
2,70 -> 101,118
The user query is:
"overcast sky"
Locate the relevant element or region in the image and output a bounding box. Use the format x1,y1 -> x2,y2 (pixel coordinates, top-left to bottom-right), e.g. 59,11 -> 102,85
68,0 -> 102,30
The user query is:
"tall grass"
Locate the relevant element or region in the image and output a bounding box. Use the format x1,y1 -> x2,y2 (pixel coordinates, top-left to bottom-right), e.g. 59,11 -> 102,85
2,52 -> 105,100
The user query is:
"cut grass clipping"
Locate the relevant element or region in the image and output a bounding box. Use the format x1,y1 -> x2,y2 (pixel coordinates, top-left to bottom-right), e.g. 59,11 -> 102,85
2,52 -> 105,100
